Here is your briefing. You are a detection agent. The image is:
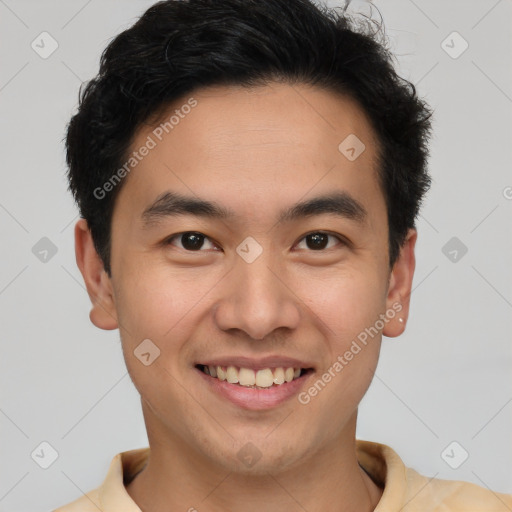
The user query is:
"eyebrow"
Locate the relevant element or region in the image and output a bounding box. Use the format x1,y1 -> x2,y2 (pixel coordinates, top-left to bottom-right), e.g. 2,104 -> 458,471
141,190 -> 367,227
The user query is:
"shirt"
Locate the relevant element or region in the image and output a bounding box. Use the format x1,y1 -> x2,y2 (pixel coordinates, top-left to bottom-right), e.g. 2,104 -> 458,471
53,440 -> 512,511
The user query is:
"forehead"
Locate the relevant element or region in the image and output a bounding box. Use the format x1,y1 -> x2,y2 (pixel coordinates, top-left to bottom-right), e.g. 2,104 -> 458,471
115,82 -> 383,228
149,82 -> 378,161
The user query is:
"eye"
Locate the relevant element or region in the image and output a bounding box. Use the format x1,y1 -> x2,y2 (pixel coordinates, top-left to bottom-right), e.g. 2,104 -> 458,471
295,231 -> 345,251
164,231 -> 219,252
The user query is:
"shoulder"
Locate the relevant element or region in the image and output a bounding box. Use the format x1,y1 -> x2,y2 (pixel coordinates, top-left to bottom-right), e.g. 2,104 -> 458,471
356,440 -> 512,511
404,466 -> 512,511
51,448 -> 148,511
52,489 -> 101,512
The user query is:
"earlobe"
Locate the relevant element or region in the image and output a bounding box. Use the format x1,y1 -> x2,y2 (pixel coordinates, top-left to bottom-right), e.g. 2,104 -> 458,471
74,218 -> 119,330
383,228 -> 417,338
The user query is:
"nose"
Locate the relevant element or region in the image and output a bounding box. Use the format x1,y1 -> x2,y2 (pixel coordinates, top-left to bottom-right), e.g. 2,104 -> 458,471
213,246 -> 301,340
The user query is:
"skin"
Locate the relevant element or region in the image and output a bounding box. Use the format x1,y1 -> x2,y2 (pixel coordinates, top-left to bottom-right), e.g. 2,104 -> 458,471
75,82 -> 416,512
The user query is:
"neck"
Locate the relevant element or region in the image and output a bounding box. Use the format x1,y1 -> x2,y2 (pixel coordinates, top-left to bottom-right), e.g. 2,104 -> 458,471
126,406 -> 382,512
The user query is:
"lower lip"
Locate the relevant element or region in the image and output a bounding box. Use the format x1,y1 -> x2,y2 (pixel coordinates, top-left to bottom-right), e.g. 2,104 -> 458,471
195,367 -> 312,410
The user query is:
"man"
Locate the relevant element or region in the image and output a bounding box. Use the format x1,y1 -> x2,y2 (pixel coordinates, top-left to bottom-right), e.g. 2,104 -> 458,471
55,0 -> 512,510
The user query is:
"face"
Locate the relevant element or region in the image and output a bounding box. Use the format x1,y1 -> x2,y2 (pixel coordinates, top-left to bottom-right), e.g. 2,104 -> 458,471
76,82 -> 415,475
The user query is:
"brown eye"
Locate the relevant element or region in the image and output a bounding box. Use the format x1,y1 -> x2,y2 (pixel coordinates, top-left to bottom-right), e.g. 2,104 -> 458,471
306,233 -> 329,250
295,232 -> 344,251
166,232 -> 218,251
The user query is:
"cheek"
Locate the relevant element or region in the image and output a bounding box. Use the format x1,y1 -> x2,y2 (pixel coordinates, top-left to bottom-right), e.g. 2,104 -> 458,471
112,266 -> 209,417
295,272 -> 386,432
112,262 -> 210,351
112,260 -> 234,401
299,266 -> 388,346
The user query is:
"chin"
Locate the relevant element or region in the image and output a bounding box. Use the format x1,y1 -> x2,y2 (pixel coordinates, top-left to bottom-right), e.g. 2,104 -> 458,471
207,437 -> 308,476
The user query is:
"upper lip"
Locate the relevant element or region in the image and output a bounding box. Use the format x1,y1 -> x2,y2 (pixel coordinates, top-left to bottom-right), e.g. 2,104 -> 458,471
197,355 -> 315,371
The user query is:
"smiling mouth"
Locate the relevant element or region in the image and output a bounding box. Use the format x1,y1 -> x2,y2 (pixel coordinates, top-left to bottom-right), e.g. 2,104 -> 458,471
196,364 -> 313,389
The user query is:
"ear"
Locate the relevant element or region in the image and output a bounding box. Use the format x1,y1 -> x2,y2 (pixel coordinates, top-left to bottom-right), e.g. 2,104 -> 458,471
74,218 -> 119,330
382,228 -> 417,338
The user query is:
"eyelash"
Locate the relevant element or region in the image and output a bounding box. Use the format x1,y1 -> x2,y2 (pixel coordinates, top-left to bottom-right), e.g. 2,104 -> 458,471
163,231 -> 347,252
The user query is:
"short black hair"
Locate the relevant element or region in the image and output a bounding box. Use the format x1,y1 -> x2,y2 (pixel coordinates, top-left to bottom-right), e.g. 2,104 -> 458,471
65,0 -> 433,276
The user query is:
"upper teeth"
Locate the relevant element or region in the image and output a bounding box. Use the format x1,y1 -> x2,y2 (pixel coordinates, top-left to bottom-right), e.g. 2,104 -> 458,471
202,365 -> 302,388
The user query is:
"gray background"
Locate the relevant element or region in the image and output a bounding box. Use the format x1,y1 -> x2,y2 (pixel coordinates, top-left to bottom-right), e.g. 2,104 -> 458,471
0,0 -> 511,510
